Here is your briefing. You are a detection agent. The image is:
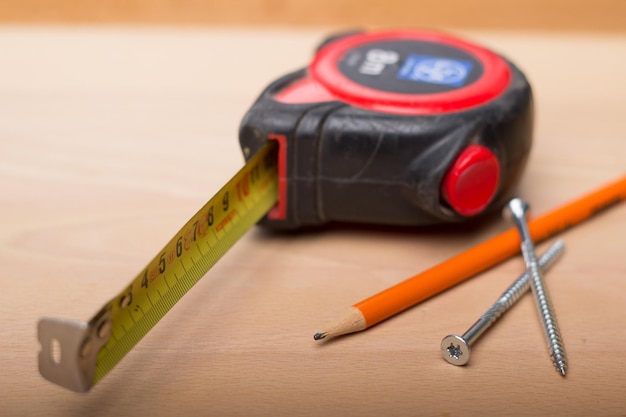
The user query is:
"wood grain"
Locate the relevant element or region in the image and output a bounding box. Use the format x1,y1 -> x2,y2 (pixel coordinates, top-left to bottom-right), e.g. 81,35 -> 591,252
1,0 -> 626,32
0,27 -> 625,416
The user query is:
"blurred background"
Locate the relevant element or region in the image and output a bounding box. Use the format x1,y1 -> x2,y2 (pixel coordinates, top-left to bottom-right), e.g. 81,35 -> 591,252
1,0 -> 625,32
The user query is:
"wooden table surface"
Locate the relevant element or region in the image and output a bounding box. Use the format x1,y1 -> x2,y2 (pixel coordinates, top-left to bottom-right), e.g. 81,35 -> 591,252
1,27 -> 625,417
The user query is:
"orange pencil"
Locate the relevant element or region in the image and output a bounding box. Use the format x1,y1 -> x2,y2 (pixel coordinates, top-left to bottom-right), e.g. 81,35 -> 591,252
314,175 -> 626,340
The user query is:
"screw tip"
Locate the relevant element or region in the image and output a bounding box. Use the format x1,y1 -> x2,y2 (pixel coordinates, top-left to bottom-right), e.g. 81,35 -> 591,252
558,364 -> 567,377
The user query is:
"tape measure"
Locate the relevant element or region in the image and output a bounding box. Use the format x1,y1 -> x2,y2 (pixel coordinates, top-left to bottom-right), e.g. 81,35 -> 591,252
38,29 -> 533,392
241,29 -> 532,229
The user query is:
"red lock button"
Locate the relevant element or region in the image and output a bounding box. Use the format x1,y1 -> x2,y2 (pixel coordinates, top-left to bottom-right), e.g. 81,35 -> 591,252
441,144 -> 500,216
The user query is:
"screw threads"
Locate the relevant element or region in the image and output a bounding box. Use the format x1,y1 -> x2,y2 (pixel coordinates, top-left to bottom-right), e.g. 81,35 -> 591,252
529,262 -> 568,375
508,198 -> 569,377
485,239 -> 565,325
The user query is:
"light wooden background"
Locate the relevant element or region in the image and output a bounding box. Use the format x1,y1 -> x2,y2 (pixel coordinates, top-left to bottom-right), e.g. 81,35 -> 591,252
1,0 -> 626,31
1,5 -> 626,417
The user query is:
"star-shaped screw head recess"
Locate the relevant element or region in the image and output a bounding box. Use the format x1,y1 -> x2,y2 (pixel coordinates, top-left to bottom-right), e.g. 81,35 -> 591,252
441,334 -> 471,366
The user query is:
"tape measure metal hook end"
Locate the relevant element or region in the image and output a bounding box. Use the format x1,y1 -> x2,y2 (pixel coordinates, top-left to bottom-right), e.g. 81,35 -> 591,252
38,309 -> 111,392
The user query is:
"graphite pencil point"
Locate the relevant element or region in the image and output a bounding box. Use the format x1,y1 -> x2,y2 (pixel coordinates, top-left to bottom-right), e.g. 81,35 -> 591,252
313,307 -> 367,341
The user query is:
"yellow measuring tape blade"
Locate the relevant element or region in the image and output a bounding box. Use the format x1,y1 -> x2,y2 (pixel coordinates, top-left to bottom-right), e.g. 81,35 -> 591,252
38,141 -> 278,392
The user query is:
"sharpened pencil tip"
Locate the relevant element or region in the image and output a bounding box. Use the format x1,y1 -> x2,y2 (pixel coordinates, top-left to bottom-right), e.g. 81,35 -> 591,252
313,332 -> 327,341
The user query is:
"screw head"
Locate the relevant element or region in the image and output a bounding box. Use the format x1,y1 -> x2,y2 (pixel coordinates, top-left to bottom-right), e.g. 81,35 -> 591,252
441,334 -> 471,366
504,197 -> 530,220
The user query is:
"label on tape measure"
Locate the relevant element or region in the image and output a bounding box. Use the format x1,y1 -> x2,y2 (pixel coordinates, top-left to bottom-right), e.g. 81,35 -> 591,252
38,141 -> 278,392
337,39 -> 483,94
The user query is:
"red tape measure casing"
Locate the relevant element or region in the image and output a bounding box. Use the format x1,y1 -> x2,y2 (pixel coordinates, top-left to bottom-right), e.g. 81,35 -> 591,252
239,29 -> 533,229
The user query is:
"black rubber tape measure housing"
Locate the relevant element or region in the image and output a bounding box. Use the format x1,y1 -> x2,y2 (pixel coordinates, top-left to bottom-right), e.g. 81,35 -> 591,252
239,30 -> 533,230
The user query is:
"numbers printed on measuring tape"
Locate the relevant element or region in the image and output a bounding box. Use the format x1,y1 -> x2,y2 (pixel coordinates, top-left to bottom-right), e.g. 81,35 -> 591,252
38,140 -> 279,392
115,143 -> 277,311
137,150 -> 274,292
139,211 -> 209,289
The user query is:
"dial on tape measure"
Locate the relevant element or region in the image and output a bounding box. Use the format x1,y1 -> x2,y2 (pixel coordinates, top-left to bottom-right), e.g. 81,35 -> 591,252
38,30 -> 532,392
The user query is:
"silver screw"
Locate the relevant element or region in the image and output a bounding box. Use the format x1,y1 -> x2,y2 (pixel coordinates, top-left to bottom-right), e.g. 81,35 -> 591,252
441,239 -> 565,366
506,198 -> 568,376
